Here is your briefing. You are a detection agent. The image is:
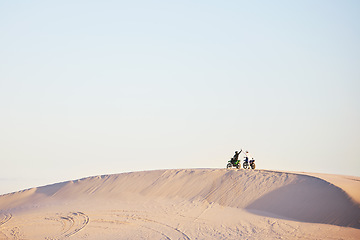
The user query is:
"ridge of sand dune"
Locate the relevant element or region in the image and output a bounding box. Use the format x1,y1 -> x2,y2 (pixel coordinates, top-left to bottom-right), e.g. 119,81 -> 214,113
1,169 -> 359,230
1,169 -> 360,239
296,172 -> 360,205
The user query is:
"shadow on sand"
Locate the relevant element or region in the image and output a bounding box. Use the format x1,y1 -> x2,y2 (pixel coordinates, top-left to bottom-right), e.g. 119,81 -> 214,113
246,175 -> 360,229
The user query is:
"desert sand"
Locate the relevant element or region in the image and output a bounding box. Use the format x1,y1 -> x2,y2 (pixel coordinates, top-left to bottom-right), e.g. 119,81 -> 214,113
0,168 -> 359,239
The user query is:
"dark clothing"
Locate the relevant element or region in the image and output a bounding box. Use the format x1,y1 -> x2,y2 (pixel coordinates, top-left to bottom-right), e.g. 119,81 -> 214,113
233,152 -> 240,161
231,151 -> 241,164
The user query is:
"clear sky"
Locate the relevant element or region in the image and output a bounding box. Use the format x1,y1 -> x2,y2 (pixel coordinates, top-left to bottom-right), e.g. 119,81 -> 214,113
1,0 -> 359,195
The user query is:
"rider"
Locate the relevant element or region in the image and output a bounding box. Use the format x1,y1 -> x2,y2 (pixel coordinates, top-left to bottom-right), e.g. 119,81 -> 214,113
231,150 -> 241,165
244,150 -> 253,163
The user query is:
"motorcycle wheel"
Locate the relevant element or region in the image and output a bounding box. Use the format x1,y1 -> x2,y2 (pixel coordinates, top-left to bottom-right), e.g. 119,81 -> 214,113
250,163 -> 256,169
226,163 -> 232,169
243,162 -> 248,169
236,164 -> 240,169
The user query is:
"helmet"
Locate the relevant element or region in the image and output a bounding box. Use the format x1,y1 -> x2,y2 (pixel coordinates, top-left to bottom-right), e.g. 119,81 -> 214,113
235,151 -> 238,154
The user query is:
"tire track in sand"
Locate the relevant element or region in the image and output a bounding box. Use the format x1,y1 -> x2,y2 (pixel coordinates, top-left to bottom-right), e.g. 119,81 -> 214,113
95,210 -> 190,240
0,212 -> 12,239
122,211 -> 190,240
45,212 -> 89,239
0,213 -> 12,226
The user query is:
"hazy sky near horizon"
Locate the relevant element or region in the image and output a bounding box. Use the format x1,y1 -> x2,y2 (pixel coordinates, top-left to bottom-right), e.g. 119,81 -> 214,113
1,0 -> 359,194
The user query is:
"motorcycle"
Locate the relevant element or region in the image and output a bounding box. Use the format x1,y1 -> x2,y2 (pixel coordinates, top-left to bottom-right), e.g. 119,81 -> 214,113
227,149 -> 242,169
226,159 -> 240,169
243,158 -> 256,169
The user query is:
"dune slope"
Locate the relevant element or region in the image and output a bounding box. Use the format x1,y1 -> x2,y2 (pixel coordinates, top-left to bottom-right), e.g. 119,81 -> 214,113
0,169 -> 359,239
1,169 -> 359,227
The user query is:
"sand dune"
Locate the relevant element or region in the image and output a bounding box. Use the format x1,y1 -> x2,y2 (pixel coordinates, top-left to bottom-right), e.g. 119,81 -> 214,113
0,169 -> 359,239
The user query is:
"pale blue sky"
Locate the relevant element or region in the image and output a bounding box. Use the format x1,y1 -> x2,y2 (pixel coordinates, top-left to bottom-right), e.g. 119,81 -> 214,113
1,0 -> 359,194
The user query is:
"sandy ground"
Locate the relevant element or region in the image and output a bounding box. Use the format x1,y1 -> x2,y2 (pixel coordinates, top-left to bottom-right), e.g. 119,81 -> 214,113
0,169 -> 359,239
